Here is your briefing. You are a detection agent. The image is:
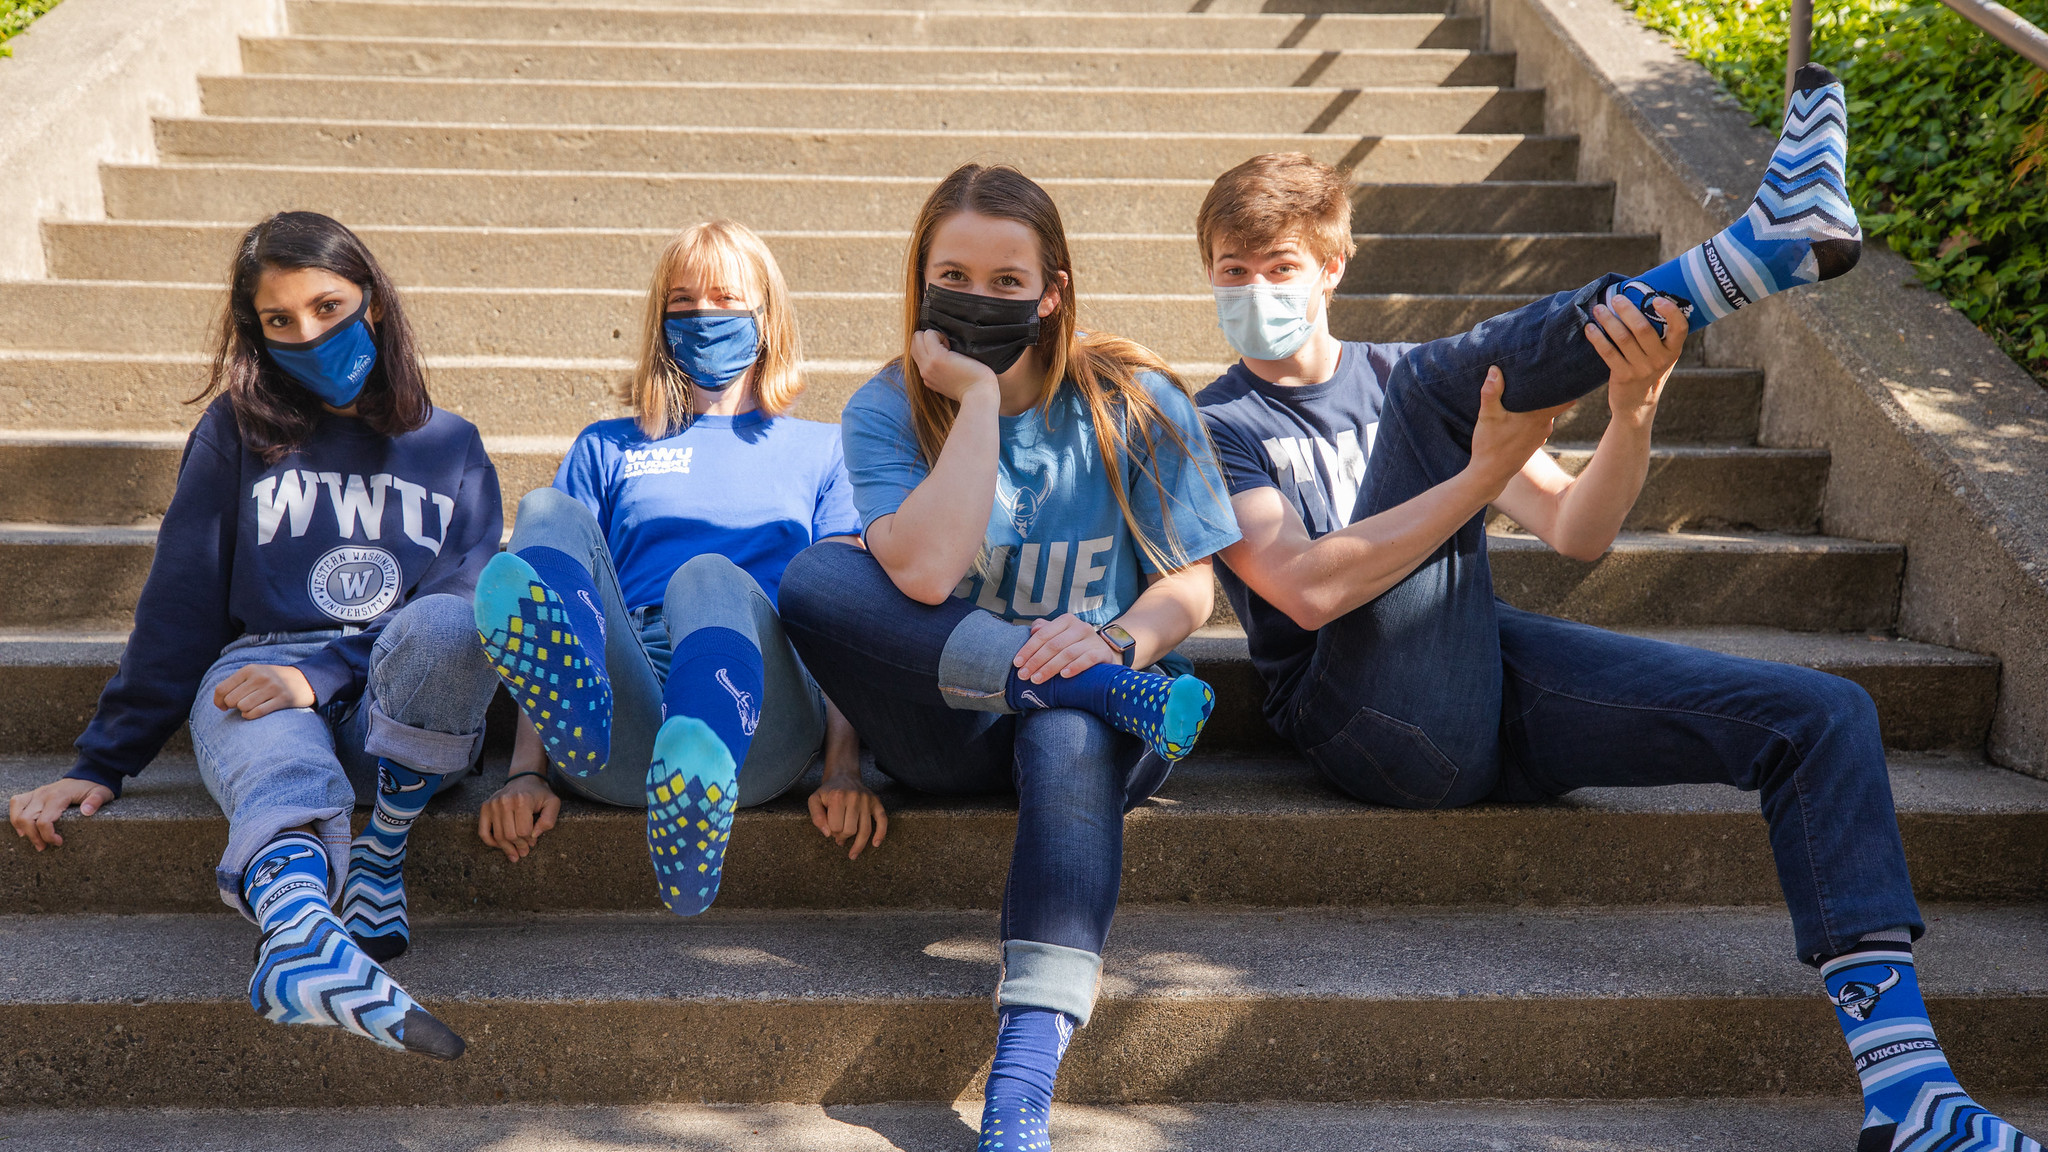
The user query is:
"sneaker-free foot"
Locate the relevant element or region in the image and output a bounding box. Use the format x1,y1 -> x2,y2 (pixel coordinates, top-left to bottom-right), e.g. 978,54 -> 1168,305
646,715 -> 739,917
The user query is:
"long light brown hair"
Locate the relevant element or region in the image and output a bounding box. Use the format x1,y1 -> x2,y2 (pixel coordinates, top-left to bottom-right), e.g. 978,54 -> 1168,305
619,219 -> 805,439
899,165 -> 1215,574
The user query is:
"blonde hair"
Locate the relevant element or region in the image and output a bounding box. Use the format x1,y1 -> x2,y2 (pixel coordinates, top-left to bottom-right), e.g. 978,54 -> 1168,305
1196,152 -> 1359,270
619,219 -> 804,438
899,164 -> 1214,575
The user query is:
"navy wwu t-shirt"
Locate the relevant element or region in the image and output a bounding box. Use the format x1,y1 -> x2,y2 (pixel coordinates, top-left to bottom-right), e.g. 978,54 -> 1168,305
1195,340 -> 1416,722
552,413 -> 861,611
69,396 -> 502,795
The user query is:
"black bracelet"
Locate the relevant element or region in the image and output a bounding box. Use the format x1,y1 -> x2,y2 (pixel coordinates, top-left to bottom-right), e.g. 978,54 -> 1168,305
504,770 -> 550,787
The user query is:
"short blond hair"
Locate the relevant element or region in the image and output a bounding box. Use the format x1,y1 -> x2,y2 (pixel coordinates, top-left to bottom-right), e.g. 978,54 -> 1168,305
620,219 -> 804,438
1196,153 -> 1358,270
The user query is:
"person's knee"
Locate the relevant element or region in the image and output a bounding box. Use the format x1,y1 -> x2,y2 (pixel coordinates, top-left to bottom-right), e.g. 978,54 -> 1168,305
665,552 -> 753,611
1014,711 -> 1122,797
1778,666 -> 1882,744
390,593 -> 475,650
515,486 -> 583,525
779,541 -> 865,630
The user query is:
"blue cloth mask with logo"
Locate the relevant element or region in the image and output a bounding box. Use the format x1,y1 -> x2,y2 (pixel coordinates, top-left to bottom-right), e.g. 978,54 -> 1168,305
264,292 -> 380,408
664,309 -> 761,392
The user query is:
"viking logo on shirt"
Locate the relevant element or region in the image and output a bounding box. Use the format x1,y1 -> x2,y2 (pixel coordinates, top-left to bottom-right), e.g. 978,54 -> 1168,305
309,546 -> 402,623
997,469 -> 1054,537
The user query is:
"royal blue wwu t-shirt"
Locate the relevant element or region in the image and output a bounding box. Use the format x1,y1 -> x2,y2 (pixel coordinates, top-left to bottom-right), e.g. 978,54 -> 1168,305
841,366 -> 1240,626
553,412 -> 861,610
1196,340 -> 1416,722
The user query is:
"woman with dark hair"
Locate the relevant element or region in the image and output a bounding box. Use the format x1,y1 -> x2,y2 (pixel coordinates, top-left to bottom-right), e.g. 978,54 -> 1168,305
6,210 -> 499,1061
776,164 -> 1241,1149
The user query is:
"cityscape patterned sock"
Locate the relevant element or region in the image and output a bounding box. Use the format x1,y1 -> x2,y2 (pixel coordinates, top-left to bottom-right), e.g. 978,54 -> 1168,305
978,1006 -> 1076,1152
1005,663 -> 1215,762
244,830 -> 464,1060
661,626 -> 764,773
1606,62 -> 1861,336
338,758 -> 447,963
475,547 -> 612,776
646,715 -> 739,918
1823,938 -> 2040,1152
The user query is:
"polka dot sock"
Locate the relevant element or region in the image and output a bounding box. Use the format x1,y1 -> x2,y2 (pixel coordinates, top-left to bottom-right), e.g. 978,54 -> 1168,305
1005,663 -> 1215,761
475,547 -> 612,776
978,1007 -> 1074,1152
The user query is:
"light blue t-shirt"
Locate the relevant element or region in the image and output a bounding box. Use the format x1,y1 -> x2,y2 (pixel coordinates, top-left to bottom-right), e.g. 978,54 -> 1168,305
553,413 -> 861,610
840,366 -> 1241,626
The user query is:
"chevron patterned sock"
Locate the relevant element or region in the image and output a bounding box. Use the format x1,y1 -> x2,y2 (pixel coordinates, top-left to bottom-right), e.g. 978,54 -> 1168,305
339,758 -> 448,963
1005,663 -> 1215,762
1607,62 -> 1861,336
244,830 -> 465,1061
475,547 -> 612,776
1823,938 -> 2040,1152
978,1007 -> 1075,1152
646,715 -> 739,917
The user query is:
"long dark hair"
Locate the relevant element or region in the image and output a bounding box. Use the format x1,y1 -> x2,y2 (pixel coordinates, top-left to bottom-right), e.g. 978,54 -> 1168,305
192,211 -> 431,463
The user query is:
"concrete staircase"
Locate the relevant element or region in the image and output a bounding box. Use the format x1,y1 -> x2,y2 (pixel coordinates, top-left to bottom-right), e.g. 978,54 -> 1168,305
2,0 -> 2044,1141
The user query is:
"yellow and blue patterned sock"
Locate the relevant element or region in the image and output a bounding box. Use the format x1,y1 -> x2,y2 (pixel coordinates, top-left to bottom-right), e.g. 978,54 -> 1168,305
1006,664 -> 1215,761
475,547 -> 612,776
646,715 -> 738,917
978,1007 -> 1074,1152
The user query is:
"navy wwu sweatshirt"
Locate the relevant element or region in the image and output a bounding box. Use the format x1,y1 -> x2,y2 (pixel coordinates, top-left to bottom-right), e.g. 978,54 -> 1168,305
66,395 -> 502,796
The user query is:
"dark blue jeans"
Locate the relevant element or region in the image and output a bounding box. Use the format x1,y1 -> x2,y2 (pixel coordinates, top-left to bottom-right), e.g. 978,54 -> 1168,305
1274,276 -> 1922,964
779,541 -> 1171,1024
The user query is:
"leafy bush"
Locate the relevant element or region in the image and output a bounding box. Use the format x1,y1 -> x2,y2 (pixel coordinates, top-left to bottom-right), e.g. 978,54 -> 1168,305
1621,0 -> 2048,382
0,0 -> 64,57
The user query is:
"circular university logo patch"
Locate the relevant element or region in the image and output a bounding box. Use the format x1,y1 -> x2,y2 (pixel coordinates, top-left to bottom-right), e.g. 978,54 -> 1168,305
308,546 -> 401,623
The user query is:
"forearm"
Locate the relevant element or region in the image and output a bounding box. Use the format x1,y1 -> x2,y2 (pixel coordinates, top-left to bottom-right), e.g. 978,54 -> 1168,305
820,697 -> 859,780
1116,564 -> 1216,667
1279,470 -> 1498,629
510,712 -> 548,776
1546,410 -> 1653,560
866,387 -> 1001,603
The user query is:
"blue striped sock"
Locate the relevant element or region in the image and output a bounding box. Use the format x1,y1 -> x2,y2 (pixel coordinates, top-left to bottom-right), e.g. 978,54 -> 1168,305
1609,62 -> 1861,335
1005,663 -> 1215,761
339,758 -> 448,962
475,547 -> 612,776
245,831 -> 464,1060
978,1007 -> 1075,1152
1824,940 -> 2040,1151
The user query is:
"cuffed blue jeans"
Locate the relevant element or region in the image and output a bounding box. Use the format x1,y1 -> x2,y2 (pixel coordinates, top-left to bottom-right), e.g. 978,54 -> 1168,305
506,487 -> 824,809
1273,275 -> 1922,964
779,541 -> 1171,1025
190,593 -> 499,918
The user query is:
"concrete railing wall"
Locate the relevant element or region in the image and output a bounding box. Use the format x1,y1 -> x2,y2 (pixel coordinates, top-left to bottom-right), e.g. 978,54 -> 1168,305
0,0 -> 282,279
1492,0 -> 2048,776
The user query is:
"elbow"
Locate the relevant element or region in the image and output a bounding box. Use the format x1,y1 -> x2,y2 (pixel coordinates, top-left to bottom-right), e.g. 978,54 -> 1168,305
881,563 -> 959,606
1556,537 -> 1613,564
1276,589 -> 1339,633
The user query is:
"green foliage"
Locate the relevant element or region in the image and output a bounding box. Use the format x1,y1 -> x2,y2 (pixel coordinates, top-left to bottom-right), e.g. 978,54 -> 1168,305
1620,0 -> 2048,382
0,0 -> 64,57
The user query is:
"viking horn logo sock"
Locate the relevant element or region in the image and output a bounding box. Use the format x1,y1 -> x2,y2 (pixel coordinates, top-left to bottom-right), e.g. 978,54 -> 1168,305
245,830 -> 465,1061
339,758 -> 447,962
1607,62 -> 1862,336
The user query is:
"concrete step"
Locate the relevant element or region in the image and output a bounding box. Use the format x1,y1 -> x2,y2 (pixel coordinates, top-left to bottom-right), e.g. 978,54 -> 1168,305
98,165 -> 1615,234
0,353 -> 1761,442
201,76 -> 1544,136
5,748 -> 2037,914
290,0 -> 1476,12
0,521 -> 1900,631
0,282 -> 1589,364
0,431 -> 1820,535
285,3 -> 1484,51
151,118 -> 1578,183
1,903 -> 2042,1106
47,219 -> 1651,296
17,1098 -> 2048,1152
242,36 -> 1520,88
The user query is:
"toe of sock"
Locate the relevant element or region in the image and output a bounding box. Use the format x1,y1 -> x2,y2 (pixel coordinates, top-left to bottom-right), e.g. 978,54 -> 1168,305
1158,675 -> 1216,760
351,932 -> 408,964
1793,61 -> 1841,91
648,716 -> 738,917
398,1008 -> 467,1061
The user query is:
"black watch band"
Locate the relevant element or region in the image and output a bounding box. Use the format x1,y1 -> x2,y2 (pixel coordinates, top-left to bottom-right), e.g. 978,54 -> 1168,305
1098,622 -> 1138,668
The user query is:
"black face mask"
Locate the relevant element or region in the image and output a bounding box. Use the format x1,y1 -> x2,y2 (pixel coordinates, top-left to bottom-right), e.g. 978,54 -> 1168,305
919,283 -> 1043,375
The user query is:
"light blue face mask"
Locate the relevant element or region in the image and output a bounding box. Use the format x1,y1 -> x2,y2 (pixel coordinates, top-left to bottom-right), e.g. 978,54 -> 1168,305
264,292 -> 379,408
1213,283 -> 1319,361
664,309 -> 761,392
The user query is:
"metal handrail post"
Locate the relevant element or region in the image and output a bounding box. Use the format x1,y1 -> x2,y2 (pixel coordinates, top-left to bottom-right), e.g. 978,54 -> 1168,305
1785,0 -> 1815,111
1940,0 -> 2048,72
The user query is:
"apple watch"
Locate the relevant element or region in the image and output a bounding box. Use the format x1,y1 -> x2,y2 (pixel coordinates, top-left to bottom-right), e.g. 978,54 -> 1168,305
1097,621 -> 1138,668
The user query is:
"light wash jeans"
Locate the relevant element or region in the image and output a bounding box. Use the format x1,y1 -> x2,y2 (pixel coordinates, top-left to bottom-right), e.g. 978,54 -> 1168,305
505,487 -> 824,808
190,593 -> 499,918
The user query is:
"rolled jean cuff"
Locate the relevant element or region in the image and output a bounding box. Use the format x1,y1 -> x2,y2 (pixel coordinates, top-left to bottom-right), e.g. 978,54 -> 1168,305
937,611 -> 1029,714
216,804 -> 351,922
363,700 -> 484,774
998,939 -> 1103,1026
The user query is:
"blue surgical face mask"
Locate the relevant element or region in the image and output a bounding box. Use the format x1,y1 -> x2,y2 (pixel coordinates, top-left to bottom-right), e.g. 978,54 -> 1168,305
264,292 -> 379,409
1213,283 -> 1319,361
664,309 -> 761,392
